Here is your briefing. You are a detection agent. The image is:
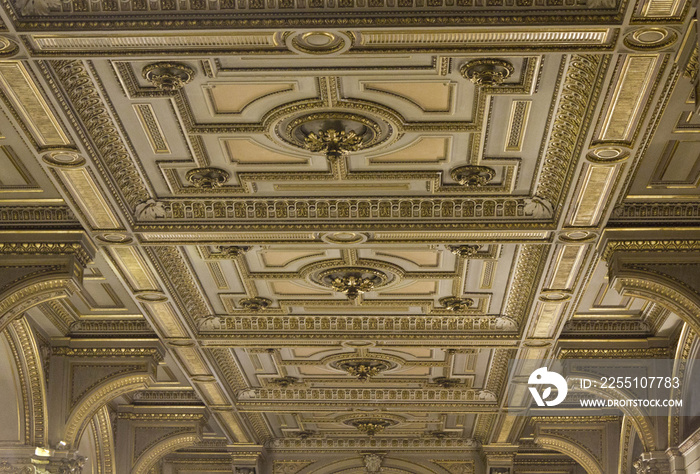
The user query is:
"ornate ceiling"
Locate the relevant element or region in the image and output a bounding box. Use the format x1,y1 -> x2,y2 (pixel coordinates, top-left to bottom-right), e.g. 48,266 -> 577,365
0,0 -> 698,472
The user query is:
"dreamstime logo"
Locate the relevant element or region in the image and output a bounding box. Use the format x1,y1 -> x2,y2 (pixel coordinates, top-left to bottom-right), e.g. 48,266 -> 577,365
528,367 -> 568,407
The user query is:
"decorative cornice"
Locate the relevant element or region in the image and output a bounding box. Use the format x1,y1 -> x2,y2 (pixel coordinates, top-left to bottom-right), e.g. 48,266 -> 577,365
69,319 -> 156,335
269,437 -> 480,450
213,314 -> 519,334
0,206 -> 76,224
0,241 -> 93,267
237,387 -> 496,404
558,347 -> 671,358
51,347 -> 163,361
143,196 -> 541,224
602,239 -> 700,260
612,202 -> 700,221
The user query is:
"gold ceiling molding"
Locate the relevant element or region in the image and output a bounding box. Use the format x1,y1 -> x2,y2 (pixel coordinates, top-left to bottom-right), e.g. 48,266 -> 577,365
356,29 -> 615,50
147,246 -> 212,327
56,168 -> 123,230
27,33 -> 281,54
0,61 -> 71,148
597,54 -> 659,143
4,318 -> 47,447
150,197 -> 535,224
210,314 -> 519,336
502,244 -> 548,325
237,387 -> 495,406
601,239 -> 700,260
535,54 -> 605,205
133,103 -> 170,154
269,436 -> 479,451
50,60 -> 150,210
0,240 -> 93,266
567,164 -> 618,227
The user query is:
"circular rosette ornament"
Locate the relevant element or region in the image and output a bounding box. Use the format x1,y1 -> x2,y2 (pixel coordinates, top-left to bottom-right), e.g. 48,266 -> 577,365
304,128 -> 365,161
316,267 -> 389,300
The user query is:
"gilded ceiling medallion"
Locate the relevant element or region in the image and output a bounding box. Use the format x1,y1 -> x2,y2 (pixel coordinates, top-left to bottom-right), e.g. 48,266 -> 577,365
315,267 -> 389,300
96,233 -> 133,244
142,62 -> 195,91
134,291 -> 168,302
333,357 -> 395,381
42,151 -> 86,168
278,111 -> 393,154
0,37 -> 18,57
239,297 -> 272,311
538,290 -> 572,302
304,128 -> 364,161
448,244 -> 481,258
348,418 -> 396,436
450,165 -> 496,186
586,146 -> 630,163
460,59 -> 515,86
186,167 -> 230,188
623,27 -> 677,50
439,296 -> 474,311
320,232 -> 368,245
288,31 -> 349,55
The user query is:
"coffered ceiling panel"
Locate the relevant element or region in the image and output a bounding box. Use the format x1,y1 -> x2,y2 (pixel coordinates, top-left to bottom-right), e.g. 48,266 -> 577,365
0,0 -> 697,470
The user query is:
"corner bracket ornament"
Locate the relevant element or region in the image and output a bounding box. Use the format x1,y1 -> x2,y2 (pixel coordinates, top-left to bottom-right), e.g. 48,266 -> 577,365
460,59 -> 515,85
135,199 -> 166,220
197,315 -> 222,331
272,376 -> 298,387
450,165 -> 496,186
186,167 -> 230,188
14,0 -> 60,15
142,62 -> 195,91
448,244 -> 481,258
304,128 -> 365,161
439,296 -> 474,311
239,297 -> 272,311
523,196 -> 554,218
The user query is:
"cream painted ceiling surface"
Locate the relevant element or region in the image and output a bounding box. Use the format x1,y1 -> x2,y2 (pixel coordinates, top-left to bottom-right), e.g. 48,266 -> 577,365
0,0 -> 698,470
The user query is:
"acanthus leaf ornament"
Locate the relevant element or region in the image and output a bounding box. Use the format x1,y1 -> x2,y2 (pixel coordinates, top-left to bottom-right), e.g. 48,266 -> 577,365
350,419 -> 393,436
439,296 -> 474,311
304,128 -> 365,161
239,297 -> 272,312
448,244 -> 481,258
460,59 -> 515,86
432,377 -> 463,388
272,376 -> 298,387
186,167 -> 230,188
142,62 -> 195,91
336,358 -> 393,381
450,165 -> 496,187
316,267 -> 390,300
